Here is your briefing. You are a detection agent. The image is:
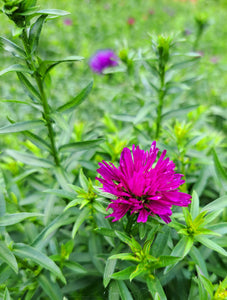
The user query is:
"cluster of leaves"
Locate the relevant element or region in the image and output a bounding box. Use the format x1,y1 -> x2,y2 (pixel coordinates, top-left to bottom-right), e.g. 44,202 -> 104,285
0,0 -> 226,299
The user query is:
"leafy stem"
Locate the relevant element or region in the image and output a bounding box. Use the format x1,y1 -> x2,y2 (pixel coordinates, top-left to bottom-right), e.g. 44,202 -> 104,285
20,28 -> 60,166
155,65 -> 166,140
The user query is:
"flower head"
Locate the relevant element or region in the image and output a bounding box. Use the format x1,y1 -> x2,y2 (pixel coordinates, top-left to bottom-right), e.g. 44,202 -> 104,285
97,142 -> 191,223
63,18 -> 72,26
127,17 -> 135,25
89,49 -> 118,74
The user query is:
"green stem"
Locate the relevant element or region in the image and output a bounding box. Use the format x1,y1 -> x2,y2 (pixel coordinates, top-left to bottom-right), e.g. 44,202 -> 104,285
155,66 -> 165,140
125,213 -> 137,235
21,29 -> 60,166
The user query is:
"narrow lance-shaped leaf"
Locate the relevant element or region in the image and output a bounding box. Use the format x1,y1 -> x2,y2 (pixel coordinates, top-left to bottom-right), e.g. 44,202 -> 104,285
201,195 -> 227,213
57,81 -> 93,113
17,72 -> 41,102
130,264 -> 146,281
0,64 -> 33,76
164,236 -> 193,274
38,274 -> 63,300
0,120 -> 44,134
13,243 -> 66,283
162,105 -> 199,120
23,131 -> 51,152
0,36 -> 26,58
29,14 -> 47,53
3,287 -> 11,300
146,276 -> 167,300
0,241 -> 18,274
36,9 -> 70,16
212,148 -> 227,191
195,236 -> 227,256
103,258 -> 117,288
42,56 -> 84,78
196,266 -> 214,297
59,138 -> 104,153
117,281 -> 134,300
111,266 -> 137,280
109,253 -> 140,262
72,207 -> 90,238
6,149 -> 54,168
190,190 -> 200,220
0,213 -> 43,226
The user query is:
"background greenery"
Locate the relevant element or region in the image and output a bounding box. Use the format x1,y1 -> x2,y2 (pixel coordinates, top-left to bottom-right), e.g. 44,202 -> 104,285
0,0 -> 226,299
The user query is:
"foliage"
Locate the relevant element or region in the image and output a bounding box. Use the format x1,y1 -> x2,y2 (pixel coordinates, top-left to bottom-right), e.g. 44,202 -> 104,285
0,0 -> 226,299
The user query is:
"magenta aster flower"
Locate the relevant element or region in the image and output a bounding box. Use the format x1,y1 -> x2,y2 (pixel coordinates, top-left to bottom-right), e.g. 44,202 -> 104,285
97,142 -> 191,223
89,49 -> 118,74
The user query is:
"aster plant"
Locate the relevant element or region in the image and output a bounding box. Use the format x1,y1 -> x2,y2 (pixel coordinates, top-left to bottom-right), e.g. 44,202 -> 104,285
0,0 -> 227,299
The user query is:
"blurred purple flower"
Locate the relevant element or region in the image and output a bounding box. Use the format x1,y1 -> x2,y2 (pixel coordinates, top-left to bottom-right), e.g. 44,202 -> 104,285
210,56 -> 219,64
127,17 -> 135,25
97,142 -> 191,223
89,49 -> 118,74
63,18 -> 72,26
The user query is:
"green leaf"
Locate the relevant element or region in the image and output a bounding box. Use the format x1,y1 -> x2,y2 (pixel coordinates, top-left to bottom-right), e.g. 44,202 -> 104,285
94,227 -> 116,238
151,226 -> 170,257
29,15 -> 47,53
0,265 -> 13,285
129,263 -> 146,281
195,236 -> 227,256
0,241 -> 18,274
146,276 -> 167,300
155,256 -> 180,269
3,287 -> 11,300
162,105 -> 199,120
64,199 -> 82,211
108,281 -> 120,300
193,166 -> 210,197
13,243 -> 66,283
206,222 -> 227,235
23,131 -> 51,152
72,207 -> 90,238
196,266 -> 214,296
44,189 -> 76,200
36,9 -> 70,16
38,274 -> 63,300
6,150 -> 54,167
0,120 -> 44,134
190,190 -> 200,220
201,195 -> 227,213
172,236 -> 193,257
79,169 -> 89,191
59,138 -> 104,152
0,213 -> 43,226
0,36 -> 26,58
64,261 -> 87,274
112,266 -> 136,280
57,81 -> 93,113
212,148 -> 227,191
109,253 -> 140,262
0,64 -> 32,76
117,281 -> 133,300
164,236 -> 193,274
190,246 -> 208,277
103,258 -> 117,287
31,211 -> 74,247
115,231 -> 139,250
41,56 -> 84,78
17,72 -> 41,101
